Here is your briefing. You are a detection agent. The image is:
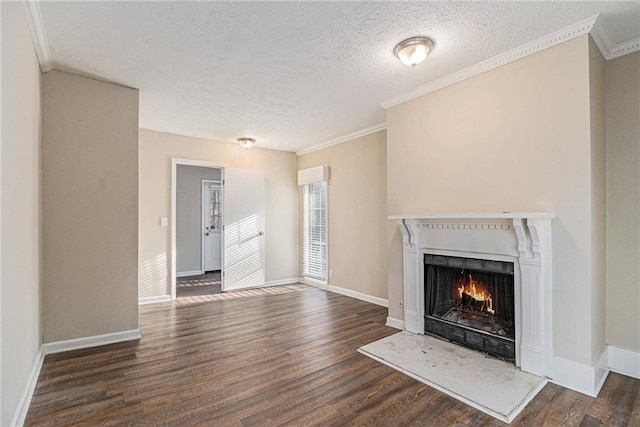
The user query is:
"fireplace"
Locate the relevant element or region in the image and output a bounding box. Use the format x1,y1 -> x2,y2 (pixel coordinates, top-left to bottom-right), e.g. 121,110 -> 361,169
391,213 -> 554,378
424,254 -> 515,361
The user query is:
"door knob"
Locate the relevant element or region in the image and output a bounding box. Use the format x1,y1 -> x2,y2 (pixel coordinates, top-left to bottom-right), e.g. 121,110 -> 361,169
259,231 -> 265,236
205,233 -> 210,236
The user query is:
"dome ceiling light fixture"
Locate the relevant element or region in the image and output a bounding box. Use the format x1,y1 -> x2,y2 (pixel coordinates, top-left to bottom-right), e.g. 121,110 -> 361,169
394,36 -> 435,68
237,137 -> 256,149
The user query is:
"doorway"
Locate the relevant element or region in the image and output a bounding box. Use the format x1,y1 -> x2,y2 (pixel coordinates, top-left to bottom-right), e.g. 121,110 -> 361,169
172,159 -> 224,299
175,165 -> 222,298
171,158 -> 267,299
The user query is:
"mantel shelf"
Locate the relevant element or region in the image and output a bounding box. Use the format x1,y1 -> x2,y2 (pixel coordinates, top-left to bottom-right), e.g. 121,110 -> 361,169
388,212 -> 555,221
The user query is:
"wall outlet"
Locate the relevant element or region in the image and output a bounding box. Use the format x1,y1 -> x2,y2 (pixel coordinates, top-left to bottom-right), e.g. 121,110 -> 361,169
160,216 -> 168,227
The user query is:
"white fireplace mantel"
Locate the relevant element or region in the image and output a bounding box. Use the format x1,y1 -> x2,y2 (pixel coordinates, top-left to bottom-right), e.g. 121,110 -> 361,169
391,212 -> 554,378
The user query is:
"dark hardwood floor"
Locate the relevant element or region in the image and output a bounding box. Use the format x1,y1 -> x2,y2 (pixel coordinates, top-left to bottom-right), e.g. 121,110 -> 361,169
176,271 -> 222,298
26,284 -> 640,426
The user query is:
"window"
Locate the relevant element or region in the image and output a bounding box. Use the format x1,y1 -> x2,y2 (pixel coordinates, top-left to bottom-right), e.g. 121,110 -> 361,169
208,182 -> 222,230
302,181 -> 327,281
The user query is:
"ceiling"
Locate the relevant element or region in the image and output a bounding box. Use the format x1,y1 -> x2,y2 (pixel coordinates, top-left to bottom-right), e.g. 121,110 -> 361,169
35,1 -> 640,153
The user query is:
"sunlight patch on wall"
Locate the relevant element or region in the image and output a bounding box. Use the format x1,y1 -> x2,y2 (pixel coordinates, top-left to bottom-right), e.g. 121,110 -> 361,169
224,214 -> 264,290
138,252 -> 168,298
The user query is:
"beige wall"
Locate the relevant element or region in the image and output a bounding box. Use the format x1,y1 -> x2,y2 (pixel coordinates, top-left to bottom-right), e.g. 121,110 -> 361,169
606,51 -> 640,353
139,129 -> 298,298
298,131 -> 391,300
589,37 -> 607,361
1,3 -> 42,424
386,36 -> 601,365
42,70 -> 139,342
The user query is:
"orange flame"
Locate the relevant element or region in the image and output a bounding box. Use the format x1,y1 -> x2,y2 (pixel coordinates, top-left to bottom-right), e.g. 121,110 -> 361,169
457,274 -> 494,314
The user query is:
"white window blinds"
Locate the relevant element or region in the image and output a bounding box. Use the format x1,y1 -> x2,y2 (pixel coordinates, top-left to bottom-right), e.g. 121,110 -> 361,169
302,181 -> 327,281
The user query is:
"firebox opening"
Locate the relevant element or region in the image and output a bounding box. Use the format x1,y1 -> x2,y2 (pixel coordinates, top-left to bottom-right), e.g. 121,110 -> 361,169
424,254 -> 515,362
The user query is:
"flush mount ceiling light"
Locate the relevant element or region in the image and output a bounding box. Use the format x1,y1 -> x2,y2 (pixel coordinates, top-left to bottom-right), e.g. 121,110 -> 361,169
394,36 -> 435,67
237,137 -> 255,149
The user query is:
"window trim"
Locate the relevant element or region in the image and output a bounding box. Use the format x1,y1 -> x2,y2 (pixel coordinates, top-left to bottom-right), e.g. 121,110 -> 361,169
301,181 -> 328,284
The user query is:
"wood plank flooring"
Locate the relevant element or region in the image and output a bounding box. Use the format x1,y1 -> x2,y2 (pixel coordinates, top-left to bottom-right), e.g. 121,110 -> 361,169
25,284 -> 640,426
176,271 -> 221,298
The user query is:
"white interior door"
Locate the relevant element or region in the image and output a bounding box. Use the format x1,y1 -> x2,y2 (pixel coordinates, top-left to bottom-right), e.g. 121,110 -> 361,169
202,180 -> 222,271
223,168 -> 266,291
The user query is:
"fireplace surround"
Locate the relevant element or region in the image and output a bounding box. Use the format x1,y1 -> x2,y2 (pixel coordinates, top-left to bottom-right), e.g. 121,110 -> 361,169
391,213 -> 554,378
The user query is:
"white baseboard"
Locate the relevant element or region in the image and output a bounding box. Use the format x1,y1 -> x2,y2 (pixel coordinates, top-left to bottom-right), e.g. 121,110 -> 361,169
10,346 -> 45,427
300,277 -> 388,307
299,276 -> 328,289
327,284 -> 388,307
176,270 -> 203,278
43,329 -> 141,355
386,317 -> 404,330
264,278 -> 299,287
223,278 -> 299,292
608,345 -> 640,379
594,346 -> 610,396
138,295 -> 172,305
551,346 -> 609,397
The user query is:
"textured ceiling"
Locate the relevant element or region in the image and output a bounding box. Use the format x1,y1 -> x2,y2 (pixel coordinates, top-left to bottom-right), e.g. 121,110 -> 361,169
38,1 -> 640,153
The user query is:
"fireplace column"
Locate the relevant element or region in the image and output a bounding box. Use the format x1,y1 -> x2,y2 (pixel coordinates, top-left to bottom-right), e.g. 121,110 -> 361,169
512,218 -> 553,377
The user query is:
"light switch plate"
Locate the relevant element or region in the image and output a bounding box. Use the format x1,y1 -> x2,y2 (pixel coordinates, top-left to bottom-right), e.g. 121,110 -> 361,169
160,217 -> 168,227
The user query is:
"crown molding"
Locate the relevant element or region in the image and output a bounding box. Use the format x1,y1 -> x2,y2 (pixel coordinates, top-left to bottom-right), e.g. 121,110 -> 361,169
609,37 -> 640,60
590,16 -> 615,59
296,122 -> 386,156
591,16 -> 640,60
22,0 -> 53,73
381,15 -> 599,109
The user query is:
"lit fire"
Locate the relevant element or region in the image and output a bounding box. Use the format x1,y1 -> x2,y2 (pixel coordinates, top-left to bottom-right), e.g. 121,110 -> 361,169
457,274 -> 495,314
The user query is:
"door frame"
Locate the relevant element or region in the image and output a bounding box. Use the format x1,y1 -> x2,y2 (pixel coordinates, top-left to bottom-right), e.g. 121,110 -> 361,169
171,158 -> 225,300
201,179 -> 222,274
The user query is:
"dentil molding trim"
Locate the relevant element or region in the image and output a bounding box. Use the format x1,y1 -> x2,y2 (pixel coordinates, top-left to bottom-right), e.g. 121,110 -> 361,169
608,38 -> 640,60
591,17 -> 640,60
418,223 -> 512,231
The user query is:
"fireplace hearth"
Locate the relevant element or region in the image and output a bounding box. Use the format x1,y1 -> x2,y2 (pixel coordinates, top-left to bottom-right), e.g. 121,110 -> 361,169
424,254 -> 515,361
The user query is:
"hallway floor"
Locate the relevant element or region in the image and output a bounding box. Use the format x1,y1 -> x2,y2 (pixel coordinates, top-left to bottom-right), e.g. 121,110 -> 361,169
176,271 -> 221,298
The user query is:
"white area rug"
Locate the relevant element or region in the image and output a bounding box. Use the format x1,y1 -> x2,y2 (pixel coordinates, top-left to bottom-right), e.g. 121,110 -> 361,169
358,331 -> 547,423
